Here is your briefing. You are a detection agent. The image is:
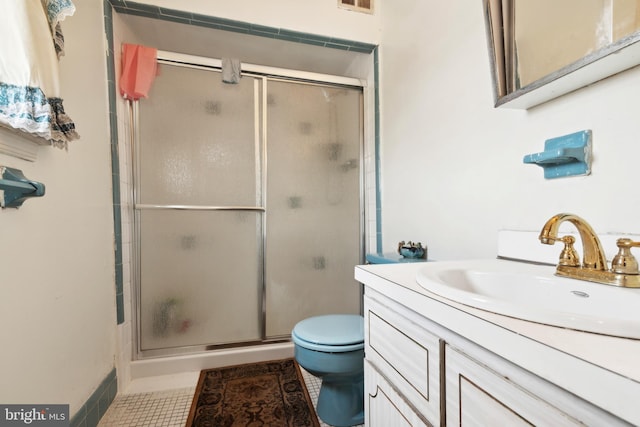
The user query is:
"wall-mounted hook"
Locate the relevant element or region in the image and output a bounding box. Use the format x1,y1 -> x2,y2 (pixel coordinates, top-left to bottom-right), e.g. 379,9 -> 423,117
0,166 -> 45,208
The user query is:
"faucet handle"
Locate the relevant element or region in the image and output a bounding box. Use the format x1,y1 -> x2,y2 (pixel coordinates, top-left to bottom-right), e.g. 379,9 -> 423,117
611,238 -> 640,274
558,235 -> 580,267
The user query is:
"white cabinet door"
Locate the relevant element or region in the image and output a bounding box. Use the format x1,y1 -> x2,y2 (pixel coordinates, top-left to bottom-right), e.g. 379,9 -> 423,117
365,361 -> 429,427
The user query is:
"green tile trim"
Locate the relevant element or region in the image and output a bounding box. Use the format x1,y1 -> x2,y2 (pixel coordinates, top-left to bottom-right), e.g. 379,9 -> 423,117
104,0 -> 125,325
70,368 -> 117,427
108,0 -> 376,53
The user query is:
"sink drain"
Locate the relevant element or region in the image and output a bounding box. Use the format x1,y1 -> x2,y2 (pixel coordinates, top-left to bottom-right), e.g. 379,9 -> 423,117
570,290 -> 590,298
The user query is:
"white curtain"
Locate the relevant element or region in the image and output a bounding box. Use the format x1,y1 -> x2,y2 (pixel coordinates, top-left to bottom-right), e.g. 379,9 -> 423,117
0,0 -> 78,148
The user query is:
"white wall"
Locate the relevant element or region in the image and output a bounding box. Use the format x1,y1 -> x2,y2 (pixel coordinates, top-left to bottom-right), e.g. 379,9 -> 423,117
379,0 -> 640,261
0,1 -> 116,414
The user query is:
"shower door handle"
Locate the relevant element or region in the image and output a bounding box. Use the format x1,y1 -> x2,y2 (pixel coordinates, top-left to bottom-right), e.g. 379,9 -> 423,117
135,204 -> 265,212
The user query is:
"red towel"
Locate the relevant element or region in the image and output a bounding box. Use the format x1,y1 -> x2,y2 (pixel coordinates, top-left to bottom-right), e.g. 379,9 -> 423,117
119,44 -> 157,100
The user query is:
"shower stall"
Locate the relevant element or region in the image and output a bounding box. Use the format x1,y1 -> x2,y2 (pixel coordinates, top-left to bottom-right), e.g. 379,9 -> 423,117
131,52 -> 364,358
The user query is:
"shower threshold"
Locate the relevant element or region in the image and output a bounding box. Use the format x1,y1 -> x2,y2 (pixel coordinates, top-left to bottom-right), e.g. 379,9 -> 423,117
128,341 -> 295,388
138,337 -> 292,360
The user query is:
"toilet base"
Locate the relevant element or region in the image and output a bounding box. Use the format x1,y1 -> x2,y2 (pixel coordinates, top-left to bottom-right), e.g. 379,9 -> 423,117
316,373 -> 364,427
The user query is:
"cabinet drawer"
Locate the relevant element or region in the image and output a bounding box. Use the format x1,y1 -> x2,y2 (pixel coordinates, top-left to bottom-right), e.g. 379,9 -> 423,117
365,295 -> 441,424
445,344 -> 631,427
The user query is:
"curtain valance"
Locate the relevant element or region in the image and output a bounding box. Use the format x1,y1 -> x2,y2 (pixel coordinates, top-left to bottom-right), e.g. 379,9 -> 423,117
0,0 -> 78,148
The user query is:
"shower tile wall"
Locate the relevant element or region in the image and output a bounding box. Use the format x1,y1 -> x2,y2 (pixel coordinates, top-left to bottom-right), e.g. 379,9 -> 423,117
112,8 -> 138,388
364,50 -> 379,254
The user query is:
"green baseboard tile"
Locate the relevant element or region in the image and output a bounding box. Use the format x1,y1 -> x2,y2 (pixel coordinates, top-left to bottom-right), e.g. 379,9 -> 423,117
70,368 -> 117,427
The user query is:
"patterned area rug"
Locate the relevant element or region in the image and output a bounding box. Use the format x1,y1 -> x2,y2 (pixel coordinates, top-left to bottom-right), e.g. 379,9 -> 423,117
186,358 -> 320,427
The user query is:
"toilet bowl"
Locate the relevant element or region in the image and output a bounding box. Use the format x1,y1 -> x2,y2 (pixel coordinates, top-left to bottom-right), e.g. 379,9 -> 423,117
292,314 -> 364,427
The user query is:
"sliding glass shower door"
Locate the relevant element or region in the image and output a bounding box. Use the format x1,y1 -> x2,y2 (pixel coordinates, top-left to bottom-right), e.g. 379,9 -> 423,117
265,81 -> 362,337
136,64 -> 264,352
134,59 -> 363,356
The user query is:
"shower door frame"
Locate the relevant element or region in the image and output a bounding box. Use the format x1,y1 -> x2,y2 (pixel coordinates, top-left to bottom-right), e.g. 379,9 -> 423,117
131,50 -> 366,359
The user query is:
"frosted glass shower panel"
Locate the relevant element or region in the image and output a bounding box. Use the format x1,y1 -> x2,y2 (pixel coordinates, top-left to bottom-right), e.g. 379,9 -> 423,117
265,82 -> 363,337
139,210 -> 262,351
137,64 -> 261,206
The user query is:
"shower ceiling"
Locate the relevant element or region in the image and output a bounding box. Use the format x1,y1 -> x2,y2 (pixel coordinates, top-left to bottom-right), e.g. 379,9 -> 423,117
119,14 -> 369,78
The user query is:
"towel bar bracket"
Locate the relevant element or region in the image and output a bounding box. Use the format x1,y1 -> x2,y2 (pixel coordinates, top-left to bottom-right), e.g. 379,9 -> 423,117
0,166 -> 46,208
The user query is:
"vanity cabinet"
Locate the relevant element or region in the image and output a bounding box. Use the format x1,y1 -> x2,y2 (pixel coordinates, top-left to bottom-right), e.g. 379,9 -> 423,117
363,288 -> 630,427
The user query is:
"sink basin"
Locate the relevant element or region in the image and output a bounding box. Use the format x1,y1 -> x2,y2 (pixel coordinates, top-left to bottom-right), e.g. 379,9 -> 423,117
416,259 -> 640,339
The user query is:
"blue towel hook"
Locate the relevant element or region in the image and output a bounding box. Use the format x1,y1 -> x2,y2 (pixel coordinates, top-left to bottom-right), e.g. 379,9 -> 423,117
0,166 -> 46,208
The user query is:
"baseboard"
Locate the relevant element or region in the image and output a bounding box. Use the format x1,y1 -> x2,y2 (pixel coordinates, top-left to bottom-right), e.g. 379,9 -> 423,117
70,368 -> 117,427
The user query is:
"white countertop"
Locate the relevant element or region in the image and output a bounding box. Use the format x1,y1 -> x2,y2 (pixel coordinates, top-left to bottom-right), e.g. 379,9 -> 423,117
355,261 -> 640,426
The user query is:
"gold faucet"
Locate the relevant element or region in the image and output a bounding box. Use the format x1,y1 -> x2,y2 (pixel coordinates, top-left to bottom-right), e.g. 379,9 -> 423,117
539,213 -> 640,288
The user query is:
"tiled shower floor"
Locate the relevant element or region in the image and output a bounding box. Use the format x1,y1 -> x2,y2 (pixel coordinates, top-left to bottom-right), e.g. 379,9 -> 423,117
98,368 -> 364,427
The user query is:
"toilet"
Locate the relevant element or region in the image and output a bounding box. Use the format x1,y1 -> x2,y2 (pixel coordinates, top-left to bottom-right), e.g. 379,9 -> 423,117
292,314 -> 364,427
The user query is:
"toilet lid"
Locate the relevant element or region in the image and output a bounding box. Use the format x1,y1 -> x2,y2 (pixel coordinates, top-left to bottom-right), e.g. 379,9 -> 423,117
292,314 -> 364,347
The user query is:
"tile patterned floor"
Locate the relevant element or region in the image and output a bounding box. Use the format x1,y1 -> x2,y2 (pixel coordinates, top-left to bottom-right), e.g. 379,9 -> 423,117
98,388 -> 194,427
98,368 -> 364,427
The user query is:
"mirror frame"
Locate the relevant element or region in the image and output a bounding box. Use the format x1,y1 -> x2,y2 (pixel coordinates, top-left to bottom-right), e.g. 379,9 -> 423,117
483,0 -> 640,109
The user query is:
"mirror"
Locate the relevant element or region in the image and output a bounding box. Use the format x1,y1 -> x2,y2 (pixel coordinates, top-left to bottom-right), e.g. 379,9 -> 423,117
484,0 -> 640,109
